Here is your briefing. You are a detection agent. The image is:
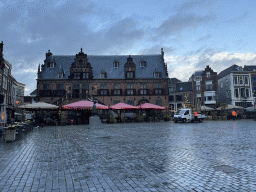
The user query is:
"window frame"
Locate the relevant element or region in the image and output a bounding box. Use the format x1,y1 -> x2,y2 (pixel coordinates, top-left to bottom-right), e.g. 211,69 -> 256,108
127,89 -> 134,95
155,83 -> 162,89
127,71 -> 134,79
58,73 -> 63,79
225,79 -> 228,86
244,76 -> 249,85
239,76 -> 243,85
100,73 -> 106,79
169,87 -> 174,93
83,72 -> 89,79
140,61 -> 146,67
234,88 -> 239,98
113,62 -> 119,68
127,83 -> 134,89
100,84 -> 107,89
154,72 -> 160,78
49,62 -> 54,68
233,76 -> 238,85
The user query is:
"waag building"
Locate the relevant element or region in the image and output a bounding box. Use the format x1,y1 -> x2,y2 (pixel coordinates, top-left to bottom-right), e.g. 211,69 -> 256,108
36,48 -> 169,109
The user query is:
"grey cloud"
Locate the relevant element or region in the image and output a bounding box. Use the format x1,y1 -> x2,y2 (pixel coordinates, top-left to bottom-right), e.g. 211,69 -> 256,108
139,45 -> 175,55
154,13 -> 216,38
198,34 -> 211,42
0,0 -> 146,94
227,11 -> 249,23
90,17 -> 145,54
173,0 -> 217,13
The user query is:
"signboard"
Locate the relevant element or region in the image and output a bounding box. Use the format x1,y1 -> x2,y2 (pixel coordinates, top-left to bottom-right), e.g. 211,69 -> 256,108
26,114 -> 32,120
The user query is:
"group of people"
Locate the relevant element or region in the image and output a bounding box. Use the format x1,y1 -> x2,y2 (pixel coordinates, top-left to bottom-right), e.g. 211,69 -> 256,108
193,110 -> 239,120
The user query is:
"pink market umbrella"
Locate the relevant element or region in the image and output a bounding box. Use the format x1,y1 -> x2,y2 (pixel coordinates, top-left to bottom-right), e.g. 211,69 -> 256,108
136,102 -> 165,110
62,100 -> 108,110
109,102 -> 137,110
109,102 -> 137,122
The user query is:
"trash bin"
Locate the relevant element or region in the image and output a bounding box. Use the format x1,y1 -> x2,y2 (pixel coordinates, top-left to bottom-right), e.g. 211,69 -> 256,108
4,127 -> 17,142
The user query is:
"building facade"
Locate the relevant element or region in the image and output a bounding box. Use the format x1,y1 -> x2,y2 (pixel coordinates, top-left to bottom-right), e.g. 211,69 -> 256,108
218,64 -> 254,107
189,65 -> 218,108
0,41 -> 25,124
168,78 -> 193,111
244,65 -> 256,100
37,48 -> 169,108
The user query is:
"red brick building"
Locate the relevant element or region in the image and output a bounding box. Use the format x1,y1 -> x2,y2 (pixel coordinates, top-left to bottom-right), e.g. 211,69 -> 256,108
36,48 -> 169,109
189,65 -> 218,108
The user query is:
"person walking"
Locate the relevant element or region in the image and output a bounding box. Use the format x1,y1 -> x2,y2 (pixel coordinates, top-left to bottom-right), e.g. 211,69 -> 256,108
232,110 -> 236,120
193,111 -> 198,121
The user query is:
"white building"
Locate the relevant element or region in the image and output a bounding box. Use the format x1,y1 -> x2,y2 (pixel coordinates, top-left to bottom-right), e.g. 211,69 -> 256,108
218,64 -> 254,107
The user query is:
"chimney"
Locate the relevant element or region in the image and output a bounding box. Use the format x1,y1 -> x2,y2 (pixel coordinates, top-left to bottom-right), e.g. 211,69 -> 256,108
45,49 -> 52,59
161,48 -> 164,58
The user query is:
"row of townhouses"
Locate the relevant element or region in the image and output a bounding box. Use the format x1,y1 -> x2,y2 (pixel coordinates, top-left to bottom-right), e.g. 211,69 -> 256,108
1,40 -> 256,119
35,48 -> 256,111
0,41 -> 25,124
169,65 -> 256,111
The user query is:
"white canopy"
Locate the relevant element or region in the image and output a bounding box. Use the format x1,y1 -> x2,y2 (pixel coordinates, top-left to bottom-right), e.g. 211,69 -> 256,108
245,106 -> 256,111
18,102 -> 59,110
217,104 -> 243,110
201,105 -> 214,111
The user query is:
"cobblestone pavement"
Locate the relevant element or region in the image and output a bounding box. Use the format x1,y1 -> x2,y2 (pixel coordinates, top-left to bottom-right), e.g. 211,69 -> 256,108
1,120 -> 256,192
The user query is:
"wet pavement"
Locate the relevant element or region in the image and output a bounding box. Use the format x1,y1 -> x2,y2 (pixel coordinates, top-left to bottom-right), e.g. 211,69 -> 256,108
0,120 -> 256,192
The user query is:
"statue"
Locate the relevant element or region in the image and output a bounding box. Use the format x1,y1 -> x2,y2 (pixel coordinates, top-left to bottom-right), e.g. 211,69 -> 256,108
89,99 -> 102,129
91,100 -> 97,115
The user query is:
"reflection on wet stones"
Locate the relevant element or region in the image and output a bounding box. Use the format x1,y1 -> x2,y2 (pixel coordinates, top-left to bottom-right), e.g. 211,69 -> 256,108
1,121 -> 256,191
214,165 -> 240,174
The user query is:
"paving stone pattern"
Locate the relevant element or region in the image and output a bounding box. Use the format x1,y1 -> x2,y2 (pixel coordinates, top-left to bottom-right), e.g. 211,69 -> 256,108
0,120 -> 256,191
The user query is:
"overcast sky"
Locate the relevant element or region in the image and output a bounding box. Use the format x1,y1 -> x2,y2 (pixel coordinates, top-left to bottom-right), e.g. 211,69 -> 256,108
1,0 -> 256,95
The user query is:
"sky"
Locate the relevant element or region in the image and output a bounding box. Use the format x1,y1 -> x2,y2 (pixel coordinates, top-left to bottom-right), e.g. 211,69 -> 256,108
1,0 -> 256,95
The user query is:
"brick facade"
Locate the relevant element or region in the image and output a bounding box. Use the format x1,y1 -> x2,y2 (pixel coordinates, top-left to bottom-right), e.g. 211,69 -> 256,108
36,49 -> 169,108
189,65 -> 218,107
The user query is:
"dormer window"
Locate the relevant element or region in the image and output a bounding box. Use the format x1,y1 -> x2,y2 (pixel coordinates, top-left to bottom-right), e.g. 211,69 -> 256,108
140,61 -> 147,67
114,62 -> 119,68
58,73 -> 63,79
49,62 -> 54,68
100,69 -> 107,79
126,71 -> 134,79
154,72 -> 161,78
101,73 -> 106,79
74,73 -> 80,79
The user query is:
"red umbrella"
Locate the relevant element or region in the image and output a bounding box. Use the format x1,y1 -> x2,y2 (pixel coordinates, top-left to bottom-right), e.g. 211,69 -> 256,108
62,100 -> 108,110
136,102 -> 165,110
109,102 -> 137,110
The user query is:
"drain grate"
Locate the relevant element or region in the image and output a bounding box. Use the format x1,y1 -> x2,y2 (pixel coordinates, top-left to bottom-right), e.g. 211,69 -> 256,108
214,165 -> 240,174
